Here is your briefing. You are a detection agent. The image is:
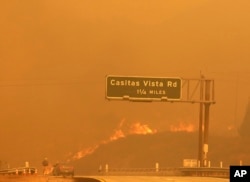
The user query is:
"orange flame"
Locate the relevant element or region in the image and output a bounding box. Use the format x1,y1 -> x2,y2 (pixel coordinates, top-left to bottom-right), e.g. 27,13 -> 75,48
72,145 -> 99,160
69,119 -> 157,161
170,122 -> 196,132
107,129 -> 125,142
129,122 -> 157,135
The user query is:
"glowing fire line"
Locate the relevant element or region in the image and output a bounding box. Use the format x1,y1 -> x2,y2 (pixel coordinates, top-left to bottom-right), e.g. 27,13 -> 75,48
70,119 -> 157,161
69,120 -> 195,161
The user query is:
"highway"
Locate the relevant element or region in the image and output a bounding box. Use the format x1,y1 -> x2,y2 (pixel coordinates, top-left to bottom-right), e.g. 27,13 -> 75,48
75,176 -> 229,182
0,175 -> 229,182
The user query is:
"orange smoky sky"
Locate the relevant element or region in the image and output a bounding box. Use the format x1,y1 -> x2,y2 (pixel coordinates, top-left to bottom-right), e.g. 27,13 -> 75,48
0,0 -> 250,168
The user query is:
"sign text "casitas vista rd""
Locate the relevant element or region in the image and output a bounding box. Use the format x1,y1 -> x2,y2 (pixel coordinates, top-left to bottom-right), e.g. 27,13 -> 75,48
106,75 -> 182,101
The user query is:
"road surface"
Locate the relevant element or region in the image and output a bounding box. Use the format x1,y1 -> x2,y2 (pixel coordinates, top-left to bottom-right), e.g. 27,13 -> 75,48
75,176 -> 229,182
0,176 -> 229,182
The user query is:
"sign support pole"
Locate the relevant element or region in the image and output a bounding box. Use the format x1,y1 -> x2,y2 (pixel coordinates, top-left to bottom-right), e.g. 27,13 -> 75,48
198,75 -> 204,167
203,79 -> 211,167
198,76 -> 213,167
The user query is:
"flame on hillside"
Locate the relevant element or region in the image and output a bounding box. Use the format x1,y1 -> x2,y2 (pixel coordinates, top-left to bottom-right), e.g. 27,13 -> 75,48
109,129 -> 125,141
169,122 -> 196,132
72,145 -> 99,160
129,122 -> 157,135
69,119 -> 157,161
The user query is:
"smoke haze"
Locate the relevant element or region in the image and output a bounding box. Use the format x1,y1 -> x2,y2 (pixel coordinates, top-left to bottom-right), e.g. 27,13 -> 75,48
0,0 -> 250,169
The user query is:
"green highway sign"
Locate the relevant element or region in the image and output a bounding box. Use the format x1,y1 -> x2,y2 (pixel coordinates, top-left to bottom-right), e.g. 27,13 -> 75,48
106,75 -> 182,101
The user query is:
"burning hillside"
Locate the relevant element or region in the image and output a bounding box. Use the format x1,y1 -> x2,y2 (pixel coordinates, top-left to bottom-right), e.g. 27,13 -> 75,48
68,119 -> 157,161
71,131 -> 250,175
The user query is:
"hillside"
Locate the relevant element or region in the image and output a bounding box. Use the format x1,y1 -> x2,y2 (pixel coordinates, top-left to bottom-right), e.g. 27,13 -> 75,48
71,131 -> 250,175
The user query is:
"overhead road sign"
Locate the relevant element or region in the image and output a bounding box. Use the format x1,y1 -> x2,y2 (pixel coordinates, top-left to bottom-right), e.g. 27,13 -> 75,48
106,75 -> 182,101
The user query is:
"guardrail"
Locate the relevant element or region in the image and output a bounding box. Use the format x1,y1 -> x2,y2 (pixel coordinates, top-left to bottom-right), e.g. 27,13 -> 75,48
86,167 -> 229,178
180,167 -> 229,178
0,167 -> 37,175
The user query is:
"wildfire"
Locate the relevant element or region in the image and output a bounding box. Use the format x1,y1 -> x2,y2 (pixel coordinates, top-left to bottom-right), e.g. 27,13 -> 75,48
129,122 -> 157,135
69,119 -> 157,161
72,145 -> 99,160
108,129 -> 125,142
103,119 -> 157,143
169,122 -> 196,132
